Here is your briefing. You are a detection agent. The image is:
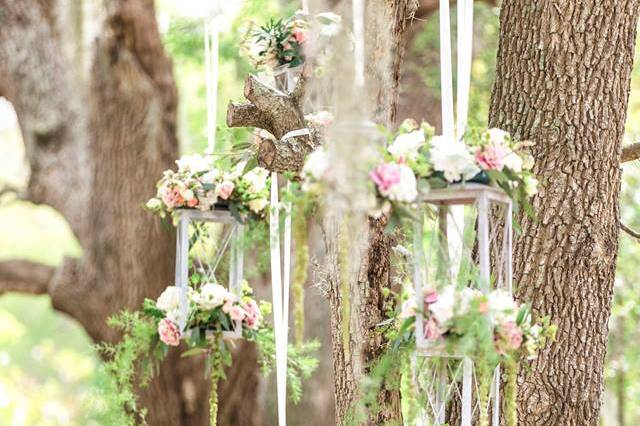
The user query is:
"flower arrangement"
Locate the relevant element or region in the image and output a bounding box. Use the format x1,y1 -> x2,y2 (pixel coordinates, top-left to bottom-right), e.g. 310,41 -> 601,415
242,11 -> 341,72
370,119 -> 538,215
398,284 -> 556,360
150,280 -> 262,347
99,280 -> 319,426
145,154 -> 270,222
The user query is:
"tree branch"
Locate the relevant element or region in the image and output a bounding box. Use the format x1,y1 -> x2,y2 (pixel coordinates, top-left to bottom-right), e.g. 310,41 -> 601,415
621,143 -> 640,163
227,69 -> 317,173
621,221 -> 640,240
0,259 -> 55,295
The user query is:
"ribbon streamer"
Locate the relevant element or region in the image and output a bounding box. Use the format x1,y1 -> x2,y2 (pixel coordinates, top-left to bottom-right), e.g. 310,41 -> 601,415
204,11 -> 220,154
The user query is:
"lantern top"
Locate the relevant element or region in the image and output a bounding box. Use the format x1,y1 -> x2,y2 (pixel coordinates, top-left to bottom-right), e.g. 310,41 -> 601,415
176,207 -> 237,224
418,183 -> 511,206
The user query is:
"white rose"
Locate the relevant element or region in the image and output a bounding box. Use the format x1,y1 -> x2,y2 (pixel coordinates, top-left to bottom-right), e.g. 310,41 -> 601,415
248,198 -> 268,213
146,198 -> 162,210
386,164 -> 418,203
196,283 -> 230,310
488,289 -> 517,323
303,148 -> 329,180
175,154 -> 212,174
504,152 -> 523,173
430,136 -> 480,183
166,308 -> 187,326
428,285 -> 456,326
156,286 -> 181,312
244,168 -> 269,193
200,170 -> 220,185
182,189 -> 195,201
457,287 -> 482,316
388,130 -> 425,160
488,128 -> 510,147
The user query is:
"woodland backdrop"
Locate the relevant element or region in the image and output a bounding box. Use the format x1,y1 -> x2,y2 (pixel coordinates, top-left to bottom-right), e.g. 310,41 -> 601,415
1,0 -> 640,425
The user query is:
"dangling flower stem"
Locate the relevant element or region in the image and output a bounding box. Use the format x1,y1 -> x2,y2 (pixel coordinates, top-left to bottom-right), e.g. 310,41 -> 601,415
209,338 -> 224,426
504,357 -> 518,426
477,364 -> 491,426
292,210 -> 308,347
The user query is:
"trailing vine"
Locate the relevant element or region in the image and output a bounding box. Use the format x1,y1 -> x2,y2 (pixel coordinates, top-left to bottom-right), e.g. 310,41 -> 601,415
338,217 -> 352,359
292,209 -> 308,347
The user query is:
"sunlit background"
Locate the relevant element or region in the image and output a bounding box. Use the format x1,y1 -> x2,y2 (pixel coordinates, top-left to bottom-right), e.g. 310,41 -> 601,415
0,0 -> 639,424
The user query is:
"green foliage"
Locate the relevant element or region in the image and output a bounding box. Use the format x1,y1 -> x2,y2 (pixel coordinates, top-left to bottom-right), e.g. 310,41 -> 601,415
254,325 -> 321,405
96,311 -> 163,425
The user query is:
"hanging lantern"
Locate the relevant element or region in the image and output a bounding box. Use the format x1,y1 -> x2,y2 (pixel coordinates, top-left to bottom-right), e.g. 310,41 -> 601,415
174,208 -> 246,340
412,183 -> 513,426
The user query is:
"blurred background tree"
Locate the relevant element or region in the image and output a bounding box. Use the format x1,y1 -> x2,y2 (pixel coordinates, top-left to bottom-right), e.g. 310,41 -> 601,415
1,0 -> 640,425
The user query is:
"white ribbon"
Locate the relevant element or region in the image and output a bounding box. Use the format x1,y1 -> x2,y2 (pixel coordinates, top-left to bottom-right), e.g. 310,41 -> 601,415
204,12 -> 220,154
353,0 -> 366,87
270,173 -> 292,426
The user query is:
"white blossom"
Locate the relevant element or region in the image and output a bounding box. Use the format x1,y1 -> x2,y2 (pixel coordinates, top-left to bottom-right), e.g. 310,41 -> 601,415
244,167 -> 270,193
316,12 -> 341,36
385,164 -> 418,203
305,111 -> 334,127
175,154 -> 212,174
504,152 -> 523,173
429,136 -> 479,182
488,289 -> 517,324
428,285 -> 456,326
195,283 -> 230,310
488,128 -> 510,147
146,198 -> 162,210
388,130 -> 425,160
248,197 -> 268,213
156,286 -> 181,312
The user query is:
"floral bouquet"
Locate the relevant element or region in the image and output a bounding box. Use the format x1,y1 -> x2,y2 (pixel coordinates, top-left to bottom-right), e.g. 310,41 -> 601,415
398,284 -> 556,361
242,13 -> 308,71
241,11 -> 341,72
370,119 -> 538,214
145,154 -> 270,222
148,280 -> 262,348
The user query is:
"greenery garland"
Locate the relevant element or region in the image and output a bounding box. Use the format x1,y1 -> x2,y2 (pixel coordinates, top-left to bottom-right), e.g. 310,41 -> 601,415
504,357 -> 518,426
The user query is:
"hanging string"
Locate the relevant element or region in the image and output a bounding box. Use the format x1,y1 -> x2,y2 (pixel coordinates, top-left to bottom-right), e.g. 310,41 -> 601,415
352,0 -> 366,87
439,0 -> 455,139
456,0 -> 474,139
204,11 -> 220,154
301,0 -> 309,13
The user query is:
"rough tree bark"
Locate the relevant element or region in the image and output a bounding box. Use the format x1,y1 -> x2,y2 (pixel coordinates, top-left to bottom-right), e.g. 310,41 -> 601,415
489,1 -> 640,424
0,1 -> 259,424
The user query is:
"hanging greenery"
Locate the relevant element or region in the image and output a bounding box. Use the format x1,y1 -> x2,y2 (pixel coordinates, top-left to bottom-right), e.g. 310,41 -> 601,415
292,209 -> 308,347
98,287 -> 319,425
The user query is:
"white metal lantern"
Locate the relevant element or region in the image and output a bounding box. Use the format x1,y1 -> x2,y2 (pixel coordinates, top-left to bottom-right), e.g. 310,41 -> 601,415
175,208 -> 245,340
412,183 -> 513,426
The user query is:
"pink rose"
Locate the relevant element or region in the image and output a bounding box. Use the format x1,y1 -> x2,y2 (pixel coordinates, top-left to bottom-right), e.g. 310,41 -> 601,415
216,181 -> 235,200
243,300 -> 262,330
222,298 -> 235,314
158,318 -> 181,346
424,318 -> 442,340
476,144 -> 508,171
293,28 -> 306,43
424,289 -> 438,304
187,197 -> 198,208
370,163 -> 401,194
161,187 -> 185,209
229,305 -> 247,322
498,321 -> 523,351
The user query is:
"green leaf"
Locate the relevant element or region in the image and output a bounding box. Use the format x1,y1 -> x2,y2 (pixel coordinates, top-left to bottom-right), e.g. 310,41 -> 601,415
181,347 -> 208,358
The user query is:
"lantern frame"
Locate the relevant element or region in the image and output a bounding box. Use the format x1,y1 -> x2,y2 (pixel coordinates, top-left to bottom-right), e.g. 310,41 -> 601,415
412,183 -> 513,426
175,208 -> 245,340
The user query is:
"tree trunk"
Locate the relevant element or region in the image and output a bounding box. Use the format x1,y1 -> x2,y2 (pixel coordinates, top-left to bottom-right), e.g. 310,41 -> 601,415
0,1 -> 251,424
323,1 -> 416,424
489,1 -> 640,424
